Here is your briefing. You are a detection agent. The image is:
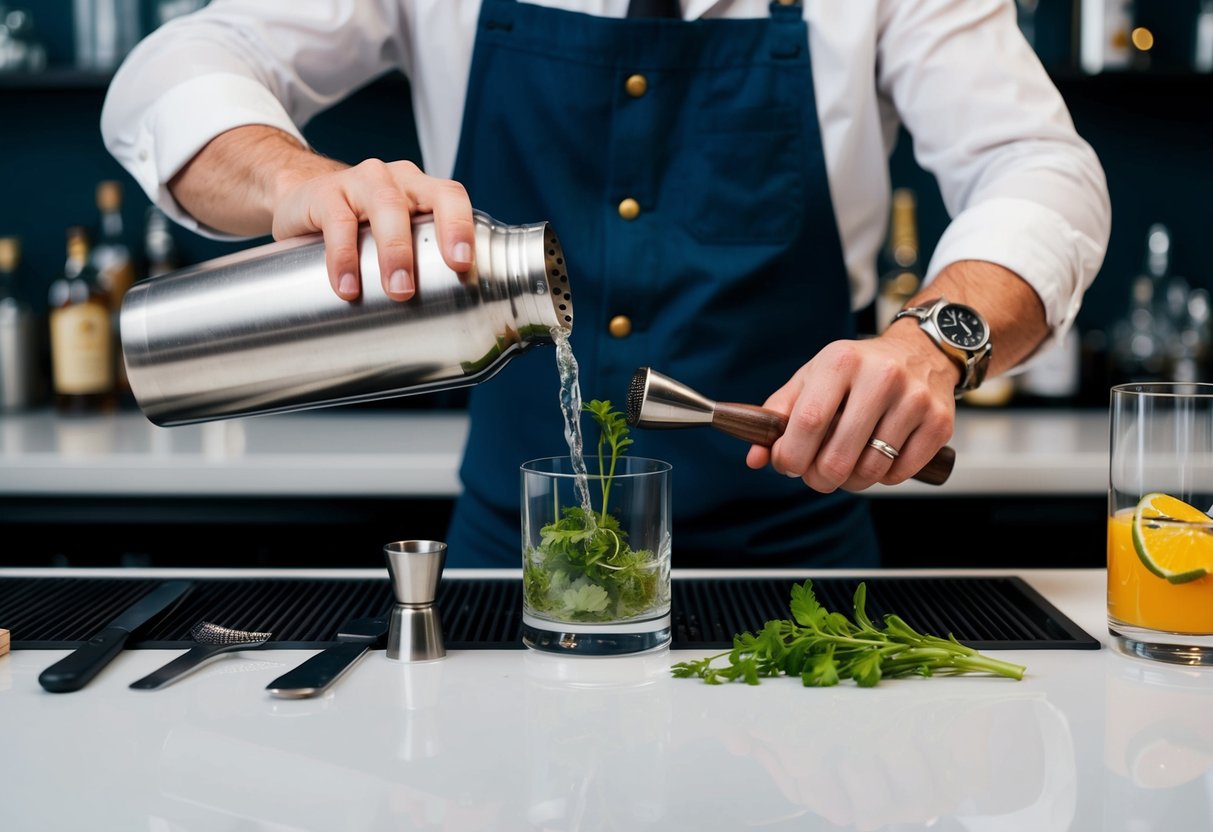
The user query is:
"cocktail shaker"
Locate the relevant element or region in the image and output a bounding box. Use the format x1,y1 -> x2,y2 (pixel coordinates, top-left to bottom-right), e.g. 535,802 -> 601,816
120,211 -> 573,426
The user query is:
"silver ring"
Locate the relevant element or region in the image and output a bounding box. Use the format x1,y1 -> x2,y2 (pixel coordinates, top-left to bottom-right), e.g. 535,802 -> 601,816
867,438 -> 900,461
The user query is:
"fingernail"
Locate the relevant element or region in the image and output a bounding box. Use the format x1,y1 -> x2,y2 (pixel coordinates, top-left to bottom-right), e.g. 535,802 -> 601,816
785,471 -> 802,479
390,269 -> 412,296
338,273 -> 358,296
453,242 -> 472,264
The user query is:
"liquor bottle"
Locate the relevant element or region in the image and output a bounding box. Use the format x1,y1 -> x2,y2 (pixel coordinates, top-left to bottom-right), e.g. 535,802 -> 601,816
1170,289 -> 1211,384
92,181 -> 136,308
48,227 -> 115,413
143,205 -> 179,279
874,188 -> 922,334
92,180 -> 137,399
1110,276 -> 1169,383
0,236 -> 44,411
1109,224 -> 1184,384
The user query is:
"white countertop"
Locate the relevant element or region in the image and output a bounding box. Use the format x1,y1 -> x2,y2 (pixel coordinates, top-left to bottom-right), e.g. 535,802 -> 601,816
0,566 -> 1209,832
0,406 -> 1109,497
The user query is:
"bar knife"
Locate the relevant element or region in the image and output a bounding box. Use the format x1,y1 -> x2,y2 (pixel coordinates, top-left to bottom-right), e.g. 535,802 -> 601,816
266,616 -> 388,699
38,579 -> 193,693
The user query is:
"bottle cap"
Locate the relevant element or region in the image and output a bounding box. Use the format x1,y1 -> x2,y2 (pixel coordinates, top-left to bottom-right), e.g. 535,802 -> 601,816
0,237 -> 18,271
97,181 -> 123,212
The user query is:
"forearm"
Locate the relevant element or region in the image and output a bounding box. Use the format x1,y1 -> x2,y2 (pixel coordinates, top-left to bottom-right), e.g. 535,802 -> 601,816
169,125 -> 347,238
885,260 -> 1049,386
914,260 -> 1048,377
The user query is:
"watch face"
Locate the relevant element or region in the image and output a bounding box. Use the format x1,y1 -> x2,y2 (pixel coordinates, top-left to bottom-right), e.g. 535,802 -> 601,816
936,304 -> 988,349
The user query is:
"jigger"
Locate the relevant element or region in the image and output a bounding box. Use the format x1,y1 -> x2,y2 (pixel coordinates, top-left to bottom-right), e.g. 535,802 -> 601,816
625,367 -> 955,486
384,540 -> 447,662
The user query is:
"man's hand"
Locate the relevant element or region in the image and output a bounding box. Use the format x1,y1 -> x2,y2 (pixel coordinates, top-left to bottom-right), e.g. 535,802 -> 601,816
169,125 -> 475,302
747,260 -> 1050,492
745,330 -> 958,492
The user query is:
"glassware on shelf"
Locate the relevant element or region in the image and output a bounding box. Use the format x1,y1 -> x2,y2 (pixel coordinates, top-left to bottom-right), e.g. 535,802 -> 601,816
0,6 -> 47,73
154,0 -> 209,27
73,0 -> 141,71
1197,0 -> 1213,72
1080,0 -> 1136,73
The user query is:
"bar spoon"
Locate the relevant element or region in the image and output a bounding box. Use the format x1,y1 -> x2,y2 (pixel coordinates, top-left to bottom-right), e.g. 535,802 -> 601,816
129,621 -> 272,690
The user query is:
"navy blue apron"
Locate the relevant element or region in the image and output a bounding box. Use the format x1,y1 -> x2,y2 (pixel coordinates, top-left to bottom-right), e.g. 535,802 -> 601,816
444,0 -> 878,569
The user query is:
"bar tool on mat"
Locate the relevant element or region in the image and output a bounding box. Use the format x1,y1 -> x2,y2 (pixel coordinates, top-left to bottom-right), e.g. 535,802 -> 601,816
129,621 -> 272,690
265,615 -> 389,699
384,540 -> 447,662
37,579 -> 192,693
625,366 -> 955,486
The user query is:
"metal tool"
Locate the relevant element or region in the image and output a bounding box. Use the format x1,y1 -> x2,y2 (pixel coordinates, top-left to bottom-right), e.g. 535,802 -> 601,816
129,621 -> 272,690
625,366 -> 956,486
265,616 -> 389,699
120,211 -> 573,426
38,579 -> 192,693
384,540 -> 447,662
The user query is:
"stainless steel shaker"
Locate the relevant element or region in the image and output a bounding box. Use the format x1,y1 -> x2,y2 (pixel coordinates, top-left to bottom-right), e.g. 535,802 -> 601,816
120,211 -> 573,426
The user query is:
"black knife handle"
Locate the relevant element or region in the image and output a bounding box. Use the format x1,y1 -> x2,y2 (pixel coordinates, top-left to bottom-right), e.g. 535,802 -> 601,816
266,643 -> 371,699
38,627 -> 130,693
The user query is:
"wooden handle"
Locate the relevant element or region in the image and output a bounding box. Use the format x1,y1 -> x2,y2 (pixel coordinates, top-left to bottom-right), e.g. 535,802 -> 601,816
711,401 -> 955,486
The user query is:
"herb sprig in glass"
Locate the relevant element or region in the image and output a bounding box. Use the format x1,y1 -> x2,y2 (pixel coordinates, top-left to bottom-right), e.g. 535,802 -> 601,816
523,400 -> 665,622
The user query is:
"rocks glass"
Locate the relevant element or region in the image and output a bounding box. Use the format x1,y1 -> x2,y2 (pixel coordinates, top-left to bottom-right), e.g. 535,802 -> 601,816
520,455 -> 672,656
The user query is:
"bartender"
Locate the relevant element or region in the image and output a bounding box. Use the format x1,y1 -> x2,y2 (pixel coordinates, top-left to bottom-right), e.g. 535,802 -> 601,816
101,0 -> 1110,568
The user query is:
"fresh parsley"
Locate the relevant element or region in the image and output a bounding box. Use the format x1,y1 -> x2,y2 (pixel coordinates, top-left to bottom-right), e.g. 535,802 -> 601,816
523,400 -> 666,623
671,580 -> 1026,687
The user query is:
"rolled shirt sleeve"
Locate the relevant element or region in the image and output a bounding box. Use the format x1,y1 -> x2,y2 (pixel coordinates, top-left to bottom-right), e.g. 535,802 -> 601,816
100,0 -> 406,240
876,0 -> 1112,347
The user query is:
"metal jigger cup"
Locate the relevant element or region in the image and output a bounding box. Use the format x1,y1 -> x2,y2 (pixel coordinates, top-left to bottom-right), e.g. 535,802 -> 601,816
384,540 -> 447,662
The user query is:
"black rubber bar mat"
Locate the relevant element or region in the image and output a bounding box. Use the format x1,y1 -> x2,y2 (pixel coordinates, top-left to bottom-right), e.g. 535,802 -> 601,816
0,574 -> 1098,651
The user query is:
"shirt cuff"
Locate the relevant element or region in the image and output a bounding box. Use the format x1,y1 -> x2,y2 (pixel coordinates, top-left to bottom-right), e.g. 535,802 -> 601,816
123,73 -> 309,240
924,196 -> 1104,356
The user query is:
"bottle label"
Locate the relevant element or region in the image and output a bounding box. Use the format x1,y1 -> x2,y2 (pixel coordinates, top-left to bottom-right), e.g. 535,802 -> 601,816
50,302 -> 114,394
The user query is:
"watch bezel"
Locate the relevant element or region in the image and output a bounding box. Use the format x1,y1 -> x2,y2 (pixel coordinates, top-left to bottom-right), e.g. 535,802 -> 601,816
928,301 -> 992,352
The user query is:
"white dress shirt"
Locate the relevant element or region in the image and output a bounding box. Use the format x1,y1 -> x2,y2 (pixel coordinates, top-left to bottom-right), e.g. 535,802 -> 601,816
100,0 -> 1111,347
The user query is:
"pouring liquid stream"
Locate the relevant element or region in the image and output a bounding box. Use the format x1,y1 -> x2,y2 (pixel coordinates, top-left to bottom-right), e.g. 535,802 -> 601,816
552,325 -> 596,526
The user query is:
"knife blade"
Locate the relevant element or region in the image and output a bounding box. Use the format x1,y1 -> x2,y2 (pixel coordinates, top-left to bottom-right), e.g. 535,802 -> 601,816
38,579 -> 193,693
266,616 -> 388,699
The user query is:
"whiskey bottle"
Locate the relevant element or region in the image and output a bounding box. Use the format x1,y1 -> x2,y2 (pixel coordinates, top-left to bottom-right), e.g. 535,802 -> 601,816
48,227 -> 115,413
874,188 -> 922,334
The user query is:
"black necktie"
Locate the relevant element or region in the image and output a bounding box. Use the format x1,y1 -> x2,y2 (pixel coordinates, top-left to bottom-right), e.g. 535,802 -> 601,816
626,0 -> 680,18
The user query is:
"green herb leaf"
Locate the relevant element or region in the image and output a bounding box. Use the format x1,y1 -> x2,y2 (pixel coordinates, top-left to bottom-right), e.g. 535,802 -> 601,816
671,580 -> 1027,688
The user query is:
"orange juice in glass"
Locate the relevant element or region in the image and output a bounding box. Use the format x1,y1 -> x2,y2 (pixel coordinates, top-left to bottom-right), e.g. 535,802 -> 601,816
1108,383 -> 1213,664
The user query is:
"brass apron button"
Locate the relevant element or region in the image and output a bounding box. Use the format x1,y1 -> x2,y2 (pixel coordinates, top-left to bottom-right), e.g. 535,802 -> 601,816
609,315 -> 633,338
625,74 -> 648,98
618,198 -> 640,221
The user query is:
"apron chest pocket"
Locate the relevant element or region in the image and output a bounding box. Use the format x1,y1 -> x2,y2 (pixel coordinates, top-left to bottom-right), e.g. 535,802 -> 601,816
674,106 -> 807,246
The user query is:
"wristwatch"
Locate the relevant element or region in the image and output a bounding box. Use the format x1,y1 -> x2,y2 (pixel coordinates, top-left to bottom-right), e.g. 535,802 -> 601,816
892,297 -> 992,396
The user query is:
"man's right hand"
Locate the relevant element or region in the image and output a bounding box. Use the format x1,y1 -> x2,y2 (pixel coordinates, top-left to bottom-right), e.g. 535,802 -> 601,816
169,125 -> 476,302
